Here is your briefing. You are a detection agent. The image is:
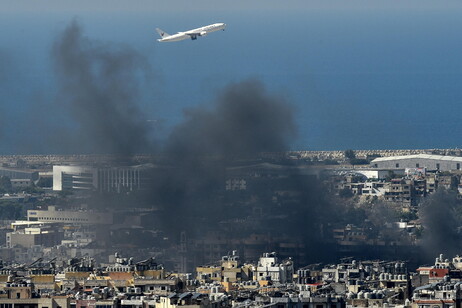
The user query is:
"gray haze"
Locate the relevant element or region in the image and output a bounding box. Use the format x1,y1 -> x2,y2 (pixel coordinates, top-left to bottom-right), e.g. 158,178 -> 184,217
419,189 -> 462,258
50,21 -> 407,263
166,80 -> 296,159
147,80 -> 345,264
0,50 -> 11,141
147,80 -> 300,233
52,20 -> 152,155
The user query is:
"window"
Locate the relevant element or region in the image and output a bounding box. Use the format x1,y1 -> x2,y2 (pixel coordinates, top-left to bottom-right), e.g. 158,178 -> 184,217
457,163 -> 460,170
436,163 -> 440,170
416,163 -> 419,168
396,163 -> 399,168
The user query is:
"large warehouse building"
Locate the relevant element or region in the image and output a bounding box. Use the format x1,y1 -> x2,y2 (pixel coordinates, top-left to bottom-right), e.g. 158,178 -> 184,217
371,154 -> 462,171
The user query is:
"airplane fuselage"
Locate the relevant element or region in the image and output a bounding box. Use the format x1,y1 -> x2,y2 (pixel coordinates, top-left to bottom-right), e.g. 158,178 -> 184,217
156,23 -> 226,42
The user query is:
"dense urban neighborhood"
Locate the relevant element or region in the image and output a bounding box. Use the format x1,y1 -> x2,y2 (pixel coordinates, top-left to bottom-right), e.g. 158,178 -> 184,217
0,150 -> 460,307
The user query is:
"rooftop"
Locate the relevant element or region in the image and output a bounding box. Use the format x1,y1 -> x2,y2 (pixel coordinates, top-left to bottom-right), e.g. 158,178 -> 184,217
371,154 -> 462,163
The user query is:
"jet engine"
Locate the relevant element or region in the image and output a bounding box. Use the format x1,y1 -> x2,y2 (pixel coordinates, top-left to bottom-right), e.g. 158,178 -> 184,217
200,31 -> 207,36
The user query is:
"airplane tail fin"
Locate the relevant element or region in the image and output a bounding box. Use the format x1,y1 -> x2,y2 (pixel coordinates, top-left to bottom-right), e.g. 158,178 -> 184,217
156,28 -> 169,38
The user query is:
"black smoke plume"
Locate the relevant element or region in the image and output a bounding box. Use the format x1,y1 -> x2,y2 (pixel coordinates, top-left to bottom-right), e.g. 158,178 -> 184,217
419,189 -> 462,258
146,80 -> 342,264
52,21 -> 339,265
52,20 -> 152,155
166,80 -> 296,159
148,80 -> 297,230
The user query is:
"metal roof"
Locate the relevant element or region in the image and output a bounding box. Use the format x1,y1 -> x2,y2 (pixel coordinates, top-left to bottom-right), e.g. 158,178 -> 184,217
414,282 -> 440,292
178,292 -> 193,300
371,154 -> 462,163
191,293 -> 203,300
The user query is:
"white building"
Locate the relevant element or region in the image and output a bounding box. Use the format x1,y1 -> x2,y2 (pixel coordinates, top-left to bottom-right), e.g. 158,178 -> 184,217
254,252 -> 294,283
53,164 -> 150,192
361,181 -> 387,196
27,206 -> 113,224
371,154 -> 462,172
53,165 -> 97,191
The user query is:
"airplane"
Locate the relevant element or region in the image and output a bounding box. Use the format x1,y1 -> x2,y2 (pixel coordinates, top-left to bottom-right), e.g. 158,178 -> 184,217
156,23 -> 226,42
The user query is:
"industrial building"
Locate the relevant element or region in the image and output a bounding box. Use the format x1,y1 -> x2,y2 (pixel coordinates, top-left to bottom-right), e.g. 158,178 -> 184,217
27,206 -> 113,224
6,225 -> 63,248
371,154 -> 462,172
53,165 -> 97,191
97,165 -> 147,193
0,166 -> 39,181
53,164 -> 154,192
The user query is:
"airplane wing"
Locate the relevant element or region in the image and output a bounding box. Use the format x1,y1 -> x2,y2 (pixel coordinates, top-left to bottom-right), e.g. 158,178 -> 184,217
185,31 -> 202,36
184,31 -> 207,40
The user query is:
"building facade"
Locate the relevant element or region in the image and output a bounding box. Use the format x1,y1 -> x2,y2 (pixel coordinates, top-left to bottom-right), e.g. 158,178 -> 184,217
371,154 -> 462,172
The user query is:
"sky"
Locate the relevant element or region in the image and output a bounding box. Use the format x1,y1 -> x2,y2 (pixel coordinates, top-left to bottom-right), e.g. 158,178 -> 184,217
1,0 -> 462,153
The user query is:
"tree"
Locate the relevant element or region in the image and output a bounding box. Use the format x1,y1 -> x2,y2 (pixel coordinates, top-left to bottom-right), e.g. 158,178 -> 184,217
339,187 -> 354,198
36,177 -> 53,188
344,149 -> 356,160
0,176 -> 12,193
16,159 -> 27,168
349,158 -> 369,165
0,201 -> 24,220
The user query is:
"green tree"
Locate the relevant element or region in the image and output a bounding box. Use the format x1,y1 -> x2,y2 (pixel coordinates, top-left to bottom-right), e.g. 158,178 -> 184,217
349,158 -> 369,165
0,176 -> 12,193
339,187 -> 354,198
344,149 -> 356,160
36,177 -> 53,188
0,201 -> 24,220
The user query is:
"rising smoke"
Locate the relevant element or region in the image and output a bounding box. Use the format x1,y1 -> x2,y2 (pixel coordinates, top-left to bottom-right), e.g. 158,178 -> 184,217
166,80 -> 296,159
52,20 -> 152,156
419,189 -> 462,259
153,79 -> 345,264
51,21 -> 342,264
147,79 -> 300,234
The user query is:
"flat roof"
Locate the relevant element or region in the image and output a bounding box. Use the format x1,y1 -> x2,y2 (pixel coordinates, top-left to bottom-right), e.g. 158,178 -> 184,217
371,154 -> 462,163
